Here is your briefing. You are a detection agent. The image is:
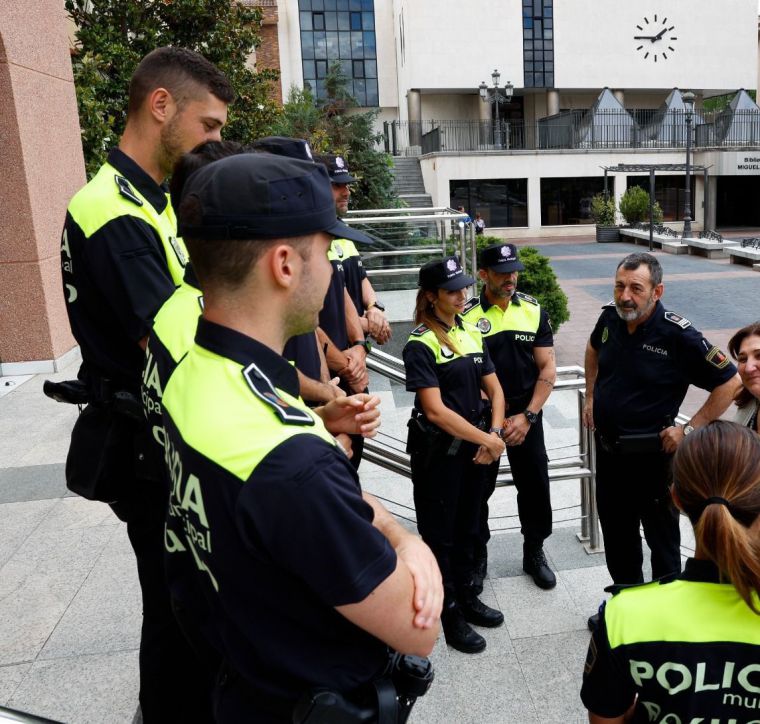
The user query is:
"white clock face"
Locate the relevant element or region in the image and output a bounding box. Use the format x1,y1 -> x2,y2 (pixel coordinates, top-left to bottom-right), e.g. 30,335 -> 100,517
633,14 -> 677,62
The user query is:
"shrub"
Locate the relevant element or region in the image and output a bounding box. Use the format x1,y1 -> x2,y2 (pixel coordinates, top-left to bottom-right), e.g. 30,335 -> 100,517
471,237 -> 570,332
590,193 -> 617,226
618,186 -> 664,225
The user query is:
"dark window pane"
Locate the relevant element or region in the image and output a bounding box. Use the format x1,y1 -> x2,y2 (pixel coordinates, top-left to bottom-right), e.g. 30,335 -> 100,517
300,12 -> 312,29
325,11 -> 337,29
524,17 -> 533,28
312,0 -> 324,9
365,59 -> 377,77
534,20 -> 542,35
353,59 -> 365,77
361,0 -> 373,9
366,78 -> 378,106
544,29 -> 553,39
314,31 -> 327,59
362,11 -> 375,29
524,50 -> 534,60
351,30 -> 364,57
541,177 -> 605,225
299,0 -> 311,8
338,11 -> 349,29
339,58 -> 352,77
545,40 -> 553,49
525,61 -> 534,71
523,39 -> 533,50
326,31 -> 339,56
523,6 -> 531,16
545,72 -> 554,86
350,11 -> 362,29
534,40 -> 543,50
353,81 -> 366,106
545,6 -> 552,16
363,31 -> 376,57
324,0 -> 337,8
449,179 -> 528,228
545,61 -> 554,71
338,31 -> 351,57
302,60 -> 315,79
545,18 -> 553,28
350,0 -> 361,9
316,59 -> 328,77
337,0 -> 348,7
535,61 -> 543,71
301,31 -> 315,59
313,12 -> 325,29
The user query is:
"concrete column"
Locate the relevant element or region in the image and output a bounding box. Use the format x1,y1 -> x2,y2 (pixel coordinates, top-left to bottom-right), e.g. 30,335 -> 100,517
613,89 -> 625,106
0,2 -> 83,372
546,89 -> 560,116
527,175 -> 543,230
407,89 -> 422,147
704,172 -> 717,230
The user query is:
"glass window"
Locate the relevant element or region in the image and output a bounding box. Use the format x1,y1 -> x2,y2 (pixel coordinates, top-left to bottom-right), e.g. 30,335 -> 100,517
339,59 -> 352,77
316,60 -> 328,78
326,31 -> 339,56
545,72 -> 554,86
312,0 -> 324,9
540,177 -> 605,225
301,31 -> 315,59
338,31 -> 351,57
302,60 -> 315,80
350,0 -> 362,9
525,62 -> 534,72
363,31 -> 376,57
313,12 -> 325,30
361,0 -> 373,9
314,31 -> 327,59
365,59 -> 377,77
362,11 -> 375,29
353,59 -> 365,77
534,20 -> 543,36
351,30 -> 364,57
627,176 -> 696,221
366,79 -> 378,106
337,0 -> 348,7
524,17 -> 533,28
324,0 -> 337,8
325,11 -> 337,30
449,179 -> 529,228
299,0 -> 311,8
300,12 -> 312,29
350,11 -> 362,29
337,11 -> 349,29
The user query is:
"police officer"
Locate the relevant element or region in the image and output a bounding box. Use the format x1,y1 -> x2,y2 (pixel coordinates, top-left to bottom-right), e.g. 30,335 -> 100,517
60,47 -> 233,722
164,153 -> 441,722
581,421 -> 760,723
463,243 -> 557,591
403,256 -> 506,654
584,253 -> 740,626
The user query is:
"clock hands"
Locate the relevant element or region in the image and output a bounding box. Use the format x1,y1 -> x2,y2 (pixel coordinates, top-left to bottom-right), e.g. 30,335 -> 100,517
633,28 -> 668,43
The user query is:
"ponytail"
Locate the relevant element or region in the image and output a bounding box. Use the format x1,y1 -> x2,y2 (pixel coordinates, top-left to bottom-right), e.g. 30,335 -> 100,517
673,421 -> 760,613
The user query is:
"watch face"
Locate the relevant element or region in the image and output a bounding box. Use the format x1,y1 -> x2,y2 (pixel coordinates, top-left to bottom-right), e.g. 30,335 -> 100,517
633,14 -> 677,62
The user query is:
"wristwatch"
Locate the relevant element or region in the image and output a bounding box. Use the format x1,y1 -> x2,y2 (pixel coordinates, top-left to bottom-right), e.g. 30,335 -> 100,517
683,421 -> 695,436
524,409 -> 539,425
352,339 -> 372,353
367,300 -> 386,312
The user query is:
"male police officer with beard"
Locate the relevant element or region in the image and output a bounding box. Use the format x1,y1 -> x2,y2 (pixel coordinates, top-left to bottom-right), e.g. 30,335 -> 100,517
462,243 -> 557,591
584,252 -> 740,629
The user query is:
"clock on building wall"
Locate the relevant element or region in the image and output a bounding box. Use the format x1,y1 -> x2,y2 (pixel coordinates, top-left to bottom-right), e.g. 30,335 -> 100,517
633,14 -> 677,62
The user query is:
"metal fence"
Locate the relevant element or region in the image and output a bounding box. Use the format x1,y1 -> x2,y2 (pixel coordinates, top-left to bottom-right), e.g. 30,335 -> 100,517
383,109 -> 760,155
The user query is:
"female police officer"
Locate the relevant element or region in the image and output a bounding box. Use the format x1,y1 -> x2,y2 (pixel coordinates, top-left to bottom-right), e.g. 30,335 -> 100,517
403,256 -> 507,654
581,420 -> 760,722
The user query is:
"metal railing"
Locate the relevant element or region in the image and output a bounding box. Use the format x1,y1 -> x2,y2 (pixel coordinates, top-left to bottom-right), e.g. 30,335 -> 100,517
383,109 -> 760,155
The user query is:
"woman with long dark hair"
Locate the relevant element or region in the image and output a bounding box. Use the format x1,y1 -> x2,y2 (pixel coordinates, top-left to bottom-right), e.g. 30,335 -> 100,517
581,420 -> 760,722
728,321 -> 760,433
403,257 -> 506,654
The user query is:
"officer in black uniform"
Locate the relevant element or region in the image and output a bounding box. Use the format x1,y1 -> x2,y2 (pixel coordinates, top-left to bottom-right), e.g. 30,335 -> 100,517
462,243 -> 557,591
581,421 -> 760,723
584,253 -> 740,626
60,47 -> 233,722
403,256 -> 506,654
164,153 -> 441,723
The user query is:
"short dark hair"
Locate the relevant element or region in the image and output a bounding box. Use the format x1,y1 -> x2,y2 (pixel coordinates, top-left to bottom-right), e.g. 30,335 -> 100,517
169,140 -> 244,211
616,252 -> 663,287
728,321 -> 760,408
128,47 -> 234,115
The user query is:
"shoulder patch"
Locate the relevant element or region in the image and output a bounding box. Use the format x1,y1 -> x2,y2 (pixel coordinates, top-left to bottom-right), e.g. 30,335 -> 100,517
462,297 -> 480,315
516,291 -> 538,305
664,311 -> 691,329
242,363 -> 314,426
602,299 -> 616,309
114,175 -> 143,206
705,345 -> 730,369
410,324 -> 429,337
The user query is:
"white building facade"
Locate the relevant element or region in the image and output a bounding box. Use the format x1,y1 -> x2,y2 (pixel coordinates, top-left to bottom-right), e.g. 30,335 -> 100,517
275,0 -> 760,236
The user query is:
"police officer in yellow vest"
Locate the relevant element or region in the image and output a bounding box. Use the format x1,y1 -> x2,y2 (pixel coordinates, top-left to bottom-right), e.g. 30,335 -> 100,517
581,421 -> 760,723
164,152 -> 441,722
403,257 -> 506,654
462,243 -> 557,591
60,47 -> 232,722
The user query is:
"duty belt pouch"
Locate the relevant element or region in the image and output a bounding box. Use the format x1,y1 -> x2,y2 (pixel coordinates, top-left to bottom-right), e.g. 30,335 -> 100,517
65,404 -> 140,503
616,433 -> 663,455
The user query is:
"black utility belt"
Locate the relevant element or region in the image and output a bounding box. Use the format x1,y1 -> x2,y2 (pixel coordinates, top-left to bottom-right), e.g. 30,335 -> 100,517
598,432 -> 664,455
407,410 -> 486,457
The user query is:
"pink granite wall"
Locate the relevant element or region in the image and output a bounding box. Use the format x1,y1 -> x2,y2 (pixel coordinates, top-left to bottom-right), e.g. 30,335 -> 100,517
0,1 -> 84,365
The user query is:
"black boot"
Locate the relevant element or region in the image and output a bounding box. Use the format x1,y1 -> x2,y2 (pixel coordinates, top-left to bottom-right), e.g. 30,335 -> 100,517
460,595 -> 504,628
523,544 -> 557,589
441,603 -> 486,654
471,552 -> 488,596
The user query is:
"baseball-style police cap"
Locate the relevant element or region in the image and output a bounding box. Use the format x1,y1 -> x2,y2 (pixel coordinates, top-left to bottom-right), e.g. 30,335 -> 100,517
478,243 -> 525,273
178,153 -> 373,245
418,256 -> 475,291
314,153 -> 358,184
249,136 -> 314,162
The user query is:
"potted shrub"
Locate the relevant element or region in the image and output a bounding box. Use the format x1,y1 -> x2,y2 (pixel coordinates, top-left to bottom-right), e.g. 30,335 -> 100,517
618,186 -> 664,226
590,193 -> 619,243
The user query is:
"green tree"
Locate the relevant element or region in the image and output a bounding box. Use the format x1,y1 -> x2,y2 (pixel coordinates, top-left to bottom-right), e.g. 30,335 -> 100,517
272,64 -> 397,210
474,237 -> 570,332
66,0 -> 280,177
618,185 -> 663,225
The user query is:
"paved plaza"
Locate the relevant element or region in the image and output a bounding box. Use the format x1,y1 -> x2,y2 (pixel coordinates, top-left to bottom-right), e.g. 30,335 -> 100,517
0,236 -> 755,723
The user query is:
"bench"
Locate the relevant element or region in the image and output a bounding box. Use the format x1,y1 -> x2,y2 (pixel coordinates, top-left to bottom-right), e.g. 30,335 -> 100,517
685,237 -> 739,259
729,245 -> 760,271
619,228 -> 688,255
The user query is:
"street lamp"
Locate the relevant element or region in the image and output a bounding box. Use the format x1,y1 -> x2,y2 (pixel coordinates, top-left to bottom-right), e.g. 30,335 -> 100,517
479,69 -> 514,148
682,90 -> 695,239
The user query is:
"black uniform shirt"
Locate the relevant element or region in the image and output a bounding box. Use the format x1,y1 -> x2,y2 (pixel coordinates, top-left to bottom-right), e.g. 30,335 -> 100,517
335,238 -> 367,317
462,290 -> 553,405
581,558 -> 760,721
318,241 -> 349,351
589,301 -> 736,437
162,318 -> 396,709
282,332 -> 323,386
403,317 -> 495,424
62,148 -> 179,390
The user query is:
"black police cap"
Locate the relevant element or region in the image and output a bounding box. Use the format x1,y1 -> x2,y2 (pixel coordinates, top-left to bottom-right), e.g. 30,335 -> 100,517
478,243 -> 525,273
418,256 -> 475,291
177,153 -> 372,245
313,153 -> 358,184
249,136 -> 314,162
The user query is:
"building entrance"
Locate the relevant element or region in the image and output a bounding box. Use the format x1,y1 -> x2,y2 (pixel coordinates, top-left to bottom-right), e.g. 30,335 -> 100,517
716,175 -> 760,227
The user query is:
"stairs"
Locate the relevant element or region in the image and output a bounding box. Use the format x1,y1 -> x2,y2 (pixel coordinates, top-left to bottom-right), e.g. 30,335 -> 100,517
390,157 -> 434,208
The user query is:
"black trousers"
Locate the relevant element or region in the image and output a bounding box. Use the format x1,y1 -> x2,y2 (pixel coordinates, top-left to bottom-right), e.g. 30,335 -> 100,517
477,411 -> 553,558
110,472 -> 214,723
594,435 -> 682,584
411,440 -> 490,602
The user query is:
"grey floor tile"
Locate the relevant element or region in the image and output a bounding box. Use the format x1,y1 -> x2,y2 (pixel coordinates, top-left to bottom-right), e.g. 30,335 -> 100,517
0,464 -> 68,504
0,663 -> 31,707
513,630 -> 591,724
544,525 -> 606,571
0,499 -> 57,570
8,651 -> 139,724
558,566 -> 614,619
